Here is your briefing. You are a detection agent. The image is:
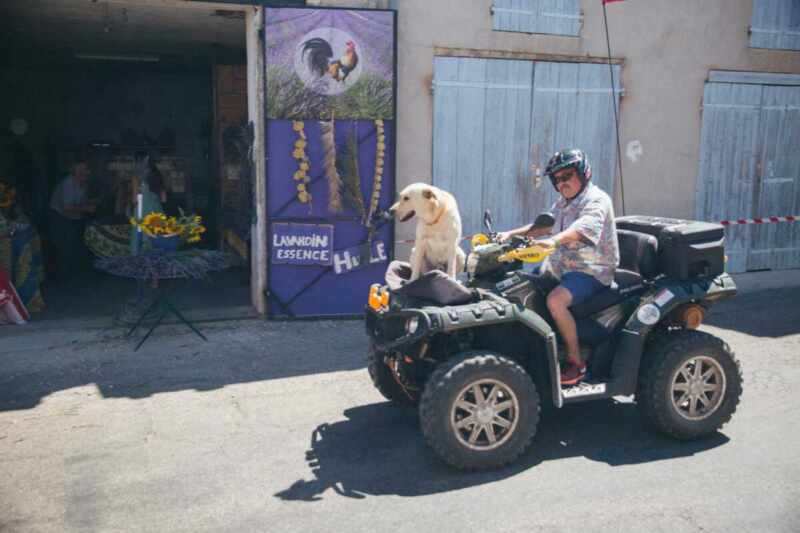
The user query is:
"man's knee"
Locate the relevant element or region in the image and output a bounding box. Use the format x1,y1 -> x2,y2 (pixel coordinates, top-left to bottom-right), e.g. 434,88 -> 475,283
547,286 -> 573,314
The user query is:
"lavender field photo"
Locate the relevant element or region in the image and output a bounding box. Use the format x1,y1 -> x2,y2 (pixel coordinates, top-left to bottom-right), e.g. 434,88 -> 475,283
265,8 -> 395,120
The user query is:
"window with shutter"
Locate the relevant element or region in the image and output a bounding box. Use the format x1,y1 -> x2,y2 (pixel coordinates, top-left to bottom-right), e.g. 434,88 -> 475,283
492,0 -> 581,37
750,0 -> 800,51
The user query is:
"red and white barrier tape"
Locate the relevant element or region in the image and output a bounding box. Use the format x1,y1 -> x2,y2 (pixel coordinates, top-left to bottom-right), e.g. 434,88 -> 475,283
397,236 -> 471,245
719,215 -> 797,226
394,215 -> 799,244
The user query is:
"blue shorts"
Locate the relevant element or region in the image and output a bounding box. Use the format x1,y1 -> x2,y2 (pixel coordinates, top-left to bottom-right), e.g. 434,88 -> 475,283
531,267 -> 606,305
559,272 -> 606,305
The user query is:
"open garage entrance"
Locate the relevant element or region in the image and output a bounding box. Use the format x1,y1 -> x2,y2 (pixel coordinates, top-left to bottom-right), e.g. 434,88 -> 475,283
0,1 -> 266,324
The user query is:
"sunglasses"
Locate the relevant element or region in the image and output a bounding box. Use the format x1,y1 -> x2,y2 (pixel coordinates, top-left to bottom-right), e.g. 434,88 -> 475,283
552,169 -> 577,184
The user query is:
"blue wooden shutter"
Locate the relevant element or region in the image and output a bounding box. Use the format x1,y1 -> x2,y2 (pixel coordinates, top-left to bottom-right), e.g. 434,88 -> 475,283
697,73 -> 800,272
529,61 -> 622,216
432,57 -> 489,237
696,82 -> 763,273
492,0 -> 581,37
750,0 -> 800,50
749,85 -> 800,270
433,57 -> 535,237
433,57 -> 622,237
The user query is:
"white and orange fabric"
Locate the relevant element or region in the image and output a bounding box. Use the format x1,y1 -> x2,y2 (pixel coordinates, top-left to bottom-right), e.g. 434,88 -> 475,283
0,267 -> 29,325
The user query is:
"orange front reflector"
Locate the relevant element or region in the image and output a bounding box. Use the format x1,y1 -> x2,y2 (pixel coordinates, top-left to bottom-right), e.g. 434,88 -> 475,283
368,284 -> 382,311
368,284 -> 390,311
681,305 -> 705,329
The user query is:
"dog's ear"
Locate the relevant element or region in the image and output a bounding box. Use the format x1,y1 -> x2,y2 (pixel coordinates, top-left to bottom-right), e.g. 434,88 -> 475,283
422,188 -> 437,200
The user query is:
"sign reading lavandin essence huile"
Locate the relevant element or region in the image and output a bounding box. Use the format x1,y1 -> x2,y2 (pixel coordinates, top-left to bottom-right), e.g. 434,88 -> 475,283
271,223 -> 333,266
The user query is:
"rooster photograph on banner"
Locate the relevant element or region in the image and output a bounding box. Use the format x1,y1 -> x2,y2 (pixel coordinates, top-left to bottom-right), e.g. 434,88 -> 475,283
302,36 -> 359,85
265,7 -> 393,120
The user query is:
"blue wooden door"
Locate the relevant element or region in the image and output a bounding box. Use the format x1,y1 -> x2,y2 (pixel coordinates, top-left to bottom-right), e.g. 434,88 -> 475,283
750,85 -> 800,270
695,81 -> 763,273
432,57 -> 621,238
697,72 -> 800,272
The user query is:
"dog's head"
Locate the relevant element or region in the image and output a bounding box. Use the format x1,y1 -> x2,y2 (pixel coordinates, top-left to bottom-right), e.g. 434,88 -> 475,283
389,183 -> 443,224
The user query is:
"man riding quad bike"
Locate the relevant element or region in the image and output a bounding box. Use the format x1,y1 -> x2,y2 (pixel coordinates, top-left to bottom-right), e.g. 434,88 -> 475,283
364,210 -> 742,471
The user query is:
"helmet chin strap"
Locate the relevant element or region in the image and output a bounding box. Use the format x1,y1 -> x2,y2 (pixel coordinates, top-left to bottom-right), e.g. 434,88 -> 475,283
571,178 -> 589,201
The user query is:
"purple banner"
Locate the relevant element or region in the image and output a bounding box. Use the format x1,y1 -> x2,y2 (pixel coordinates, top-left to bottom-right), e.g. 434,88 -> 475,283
264,6 -> 396,318
271,223 -> 334,266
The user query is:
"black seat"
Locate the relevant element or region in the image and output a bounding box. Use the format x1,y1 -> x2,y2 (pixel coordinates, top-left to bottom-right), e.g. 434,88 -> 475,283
570,230 -> 658,319
617,229 -> 659,280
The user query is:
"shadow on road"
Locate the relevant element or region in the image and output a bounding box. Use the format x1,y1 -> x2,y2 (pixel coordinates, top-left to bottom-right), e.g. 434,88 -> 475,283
275,399 -> 730,501
706,286 -> 800,338
0,319 -> 368,412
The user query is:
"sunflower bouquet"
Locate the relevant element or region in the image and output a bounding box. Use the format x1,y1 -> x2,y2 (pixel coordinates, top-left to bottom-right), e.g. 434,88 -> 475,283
175,209 -> 206,244
129,209 -> 206,245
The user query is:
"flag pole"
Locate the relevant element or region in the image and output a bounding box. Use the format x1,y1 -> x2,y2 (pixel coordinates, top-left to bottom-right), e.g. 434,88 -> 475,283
602,0 -> 626,215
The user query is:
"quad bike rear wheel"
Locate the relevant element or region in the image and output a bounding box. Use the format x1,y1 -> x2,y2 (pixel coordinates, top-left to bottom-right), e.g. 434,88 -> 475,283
638,330 -> 742,440
420,352 -> 540,470
367,343 -> 419,406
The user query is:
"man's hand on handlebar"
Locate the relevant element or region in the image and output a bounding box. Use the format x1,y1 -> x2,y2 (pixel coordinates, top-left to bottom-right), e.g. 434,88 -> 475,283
497,231 -> 530,245
497,231 -> 513,243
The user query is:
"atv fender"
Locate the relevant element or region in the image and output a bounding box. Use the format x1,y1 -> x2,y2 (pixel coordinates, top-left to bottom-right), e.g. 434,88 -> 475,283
428,299 -> 564,409
611,272 -> 737,395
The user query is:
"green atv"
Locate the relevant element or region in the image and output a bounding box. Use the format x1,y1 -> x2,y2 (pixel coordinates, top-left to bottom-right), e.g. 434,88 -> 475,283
365,212 -> 742,470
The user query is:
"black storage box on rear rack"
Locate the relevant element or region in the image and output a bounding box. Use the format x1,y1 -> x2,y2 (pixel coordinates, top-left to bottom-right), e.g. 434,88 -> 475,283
616,216 -> 725,280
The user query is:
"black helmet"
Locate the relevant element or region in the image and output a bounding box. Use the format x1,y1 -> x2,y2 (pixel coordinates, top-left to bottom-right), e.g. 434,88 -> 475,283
545,148 -> 592,190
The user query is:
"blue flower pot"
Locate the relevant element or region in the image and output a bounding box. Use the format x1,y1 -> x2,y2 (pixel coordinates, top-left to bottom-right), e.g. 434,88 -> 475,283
150,235 -> 181,251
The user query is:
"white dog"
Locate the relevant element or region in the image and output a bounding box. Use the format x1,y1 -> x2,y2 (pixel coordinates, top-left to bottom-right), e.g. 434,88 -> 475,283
389,183 -> 465,281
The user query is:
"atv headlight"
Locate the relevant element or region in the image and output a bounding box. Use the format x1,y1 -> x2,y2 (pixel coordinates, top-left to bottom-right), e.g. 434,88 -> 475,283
405,316 -> 419,335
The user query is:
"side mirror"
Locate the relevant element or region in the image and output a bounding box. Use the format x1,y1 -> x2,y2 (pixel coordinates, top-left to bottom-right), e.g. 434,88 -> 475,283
483,209 -> 494,233
533,212 -> 555,229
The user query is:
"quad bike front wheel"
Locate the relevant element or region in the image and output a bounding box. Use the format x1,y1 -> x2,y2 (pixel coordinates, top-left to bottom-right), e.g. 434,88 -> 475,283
638,330 -> 743,440
367,343 -> 419,406
420,352 -> 540,470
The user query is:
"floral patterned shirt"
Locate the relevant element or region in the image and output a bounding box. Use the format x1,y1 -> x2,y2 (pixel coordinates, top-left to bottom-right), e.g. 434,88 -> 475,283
542,182 -> 619,286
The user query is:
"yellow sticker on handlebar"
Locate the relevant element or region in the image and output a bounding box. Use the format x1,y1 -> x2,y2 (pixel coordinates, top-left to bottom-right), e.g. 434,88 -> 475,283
498,245 -> 554,263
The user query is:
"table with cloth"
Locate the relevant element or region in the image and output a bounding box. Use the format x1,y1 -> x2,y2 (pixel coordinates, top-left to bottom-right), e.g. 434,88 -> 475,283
94,249 -> 233,350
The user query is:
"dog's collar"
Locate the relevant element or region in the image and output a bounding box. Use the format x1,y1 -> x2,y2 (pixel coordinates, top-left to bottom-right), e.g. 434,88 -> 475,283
425,207 -> 446,226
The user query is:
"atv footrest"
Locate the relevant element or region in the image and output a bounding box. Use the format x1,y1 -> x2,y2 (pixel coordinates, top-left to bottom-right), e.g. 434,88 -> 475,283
561,381 -> 611,403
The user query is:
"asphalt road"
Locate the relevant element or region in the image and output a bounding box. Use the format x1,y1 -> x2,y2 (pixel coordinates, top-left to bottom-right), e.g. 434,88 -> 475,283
1,279 -> 799,532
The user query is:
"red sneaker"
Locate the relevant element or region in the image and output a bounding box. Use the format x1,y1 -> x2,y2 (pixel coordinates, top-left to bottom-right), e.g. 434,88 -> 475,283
561,362 -> 587,386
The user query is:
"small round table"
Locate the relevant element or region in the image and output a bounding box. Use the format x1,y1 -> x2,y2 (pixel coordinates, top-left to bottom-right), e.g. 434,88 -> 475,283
94,249 -> 233,351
